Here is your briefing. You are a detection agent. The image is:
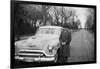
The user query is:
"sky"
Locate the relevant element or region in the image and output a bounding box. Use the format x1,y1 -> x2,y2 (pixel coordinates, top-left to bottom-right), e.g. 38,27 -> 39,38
73,7 -> 90,28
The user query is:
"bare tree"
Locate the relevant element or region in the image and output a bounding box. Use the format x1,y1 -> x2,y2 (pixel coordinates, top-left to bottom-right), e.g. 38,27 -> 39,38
85,8 -> 95,32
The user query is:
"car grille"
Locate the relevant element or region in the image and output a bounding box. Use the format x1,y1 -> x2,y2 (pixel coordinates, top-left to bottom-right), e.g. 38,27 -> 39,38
18,50 -> 45,57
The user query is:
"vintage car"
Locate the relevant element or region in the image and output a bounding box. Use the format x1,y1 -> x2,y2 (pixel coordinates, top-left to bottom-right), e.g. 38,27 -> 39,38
15,26 -> 67,62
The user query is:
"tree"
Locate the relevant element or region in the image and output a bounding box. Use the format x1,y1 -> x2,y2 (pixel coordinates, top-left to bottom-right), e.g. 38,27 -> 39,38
51,6 -> 77,28
85,8 -> 95,32
14,3 -> 52,35
41,5 -> 51,25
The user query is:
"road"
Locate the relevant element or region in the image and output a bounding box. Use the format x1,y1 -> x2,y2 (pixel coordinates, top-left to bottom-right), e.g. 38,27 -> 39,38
68,29 -> 95,62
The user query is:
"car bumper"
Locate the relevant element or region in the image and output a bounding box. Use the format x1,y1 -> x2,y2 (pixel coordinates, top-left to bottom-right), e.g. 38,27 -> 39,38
15,56 -> 55,62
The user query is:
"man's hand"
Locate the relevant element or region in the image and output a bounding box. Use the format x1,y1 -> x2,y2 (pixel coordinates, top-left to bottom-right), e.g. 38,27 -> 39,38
61,42 -> 66,45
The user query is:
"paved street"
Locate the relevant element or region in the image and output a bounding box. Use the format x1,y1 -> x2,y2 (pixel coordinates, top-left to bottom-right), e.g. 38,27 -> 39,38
68,29 -> 95,62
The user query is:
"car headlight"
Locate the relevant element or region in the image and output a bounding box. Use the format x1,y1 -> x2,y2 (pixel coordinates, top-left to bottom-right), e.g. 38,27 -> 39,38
48,40 -> 58,53
15,46 -> 19,56
48,45 -> 54,53
15,42 -> 17,46
48,46 -> 53,50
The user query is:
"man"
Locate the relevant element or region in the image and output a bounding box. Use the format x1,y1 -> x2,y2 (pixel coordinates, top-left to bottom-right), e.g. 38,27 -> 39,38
58,28 -> 71,63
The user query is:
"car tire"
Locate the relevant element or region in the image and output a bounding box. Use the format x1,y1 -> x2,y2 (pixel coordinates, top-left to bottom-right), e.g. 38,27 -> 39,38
54,52 -> 58,63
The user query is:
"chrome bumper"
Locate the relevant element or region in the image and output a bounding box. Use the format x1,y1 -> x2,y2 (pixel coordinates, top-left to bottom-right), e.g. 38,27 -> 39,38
15,56 -> 55,62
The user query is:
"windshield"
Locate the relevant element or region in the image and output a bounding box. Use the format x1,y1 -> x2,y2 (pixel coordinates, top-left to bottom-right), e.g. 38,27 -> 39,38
37,28 -> 61,35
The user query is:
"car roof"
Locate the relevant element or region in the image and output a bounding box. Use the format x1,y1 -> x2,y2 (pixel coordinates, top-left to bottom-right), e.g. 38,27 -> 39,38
39,26 -> 63,29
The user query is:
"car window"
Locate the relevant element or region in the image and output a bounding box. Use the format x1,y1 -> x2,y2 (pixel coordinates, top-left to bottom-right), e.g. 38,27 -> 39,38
37,28 -> 60,35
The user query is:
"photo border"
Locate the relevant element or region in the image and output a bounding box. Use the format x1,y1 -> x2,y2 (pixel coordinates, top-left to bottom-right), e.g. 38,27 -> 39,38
11,1 -> 97,68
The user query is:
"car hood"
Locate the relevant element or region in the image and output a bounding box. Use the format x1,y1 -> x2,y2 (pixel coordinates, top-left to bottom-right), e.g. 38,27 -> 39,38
15,34 -> 59,50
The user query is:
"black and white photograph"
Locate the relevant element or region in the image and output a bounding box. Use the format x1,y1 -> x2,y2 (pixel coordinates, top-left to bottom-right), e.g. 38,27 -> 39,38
11,0 -> 96,68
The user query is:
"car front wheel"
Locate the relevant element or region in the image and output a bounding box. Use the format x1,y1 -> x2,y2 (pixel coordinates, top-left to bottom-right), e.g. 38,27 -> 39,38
54,52 -> 58,63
